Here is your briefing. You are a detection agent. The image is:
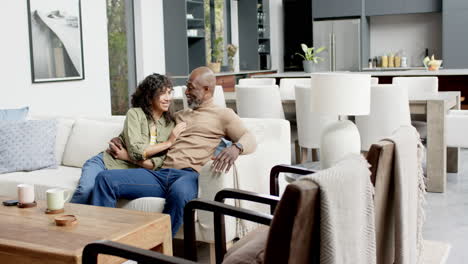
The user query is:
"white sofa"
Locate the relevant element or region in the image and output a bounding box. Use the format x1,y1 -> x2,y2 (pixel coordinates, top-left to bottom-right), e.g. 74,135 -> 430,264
0,115 -> 291,244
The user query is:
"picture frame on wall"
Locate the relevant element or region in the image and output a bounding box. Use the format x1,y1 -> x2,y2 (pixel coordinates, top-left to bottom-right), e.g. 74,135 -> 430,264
27,0 -> 84,83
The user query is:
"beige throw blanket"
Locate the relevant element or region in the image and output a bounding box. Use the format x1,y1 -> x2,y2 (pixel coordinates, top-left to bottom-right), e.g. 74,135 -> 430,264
299,154 -> 376,264
384,126 -> 426,264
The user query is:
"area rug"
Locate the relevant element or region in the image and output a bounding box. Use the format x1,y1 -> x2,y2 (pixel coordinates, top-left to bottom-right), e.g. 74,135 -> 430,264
422,240 -> 451,264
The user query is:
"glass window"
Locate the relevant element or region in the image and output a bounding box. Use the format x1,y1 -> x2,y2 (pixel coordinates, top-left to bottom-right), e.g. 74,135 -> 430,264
106,0 -> 136,115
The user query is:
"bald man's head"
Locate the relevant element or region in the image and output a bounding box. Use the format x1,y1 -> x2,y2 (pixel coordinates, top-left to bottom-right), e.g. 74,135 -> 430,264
185,67 -> 216,109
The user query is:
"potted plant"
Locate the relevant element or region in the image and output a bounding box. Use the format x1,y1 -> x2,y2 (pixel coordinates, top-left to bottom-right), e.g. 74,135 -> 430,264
208,37 -> 223,73
296,44 -> 325,73
226,44 -> 237,72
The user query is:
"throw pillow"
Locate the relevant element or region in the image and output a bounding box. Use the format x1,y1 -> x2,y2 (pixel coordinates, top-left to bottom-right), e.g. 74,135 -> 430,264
0,120 -> 58,174
62,118 -> 124,168
0,107 -> 29,121
29,116 -> 76,165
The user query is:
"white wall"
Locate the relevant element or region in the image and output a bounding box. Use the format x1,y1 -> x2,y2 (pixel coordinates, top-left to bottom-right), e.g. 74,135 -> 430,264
134,0 -> 166,82
0,0 -> 111,116
269,0 -> 284,72
370,13 -> 442,67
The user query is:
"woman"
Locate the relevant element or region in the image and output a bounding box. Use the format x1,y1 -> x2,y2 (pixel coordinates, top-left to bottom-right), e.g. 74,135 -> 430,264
70,73 -> 186,204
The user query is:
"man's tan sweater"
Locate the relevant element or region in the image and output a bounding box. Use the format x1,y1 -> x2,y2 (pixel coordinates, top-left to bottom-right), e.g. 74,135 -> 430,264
162,98 -> 256,172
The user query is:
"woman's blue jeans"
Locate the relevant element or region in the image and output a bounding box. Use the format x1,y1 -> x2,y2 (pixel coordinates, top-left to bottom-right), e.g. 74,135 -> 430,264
70,153 -> 106,204
90,168 -> 199,236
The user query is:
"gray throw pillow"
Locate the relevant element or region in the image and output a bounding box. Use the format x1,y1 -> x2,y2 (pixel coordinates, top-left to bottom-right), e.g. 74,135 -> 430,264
0,120 -> 58,173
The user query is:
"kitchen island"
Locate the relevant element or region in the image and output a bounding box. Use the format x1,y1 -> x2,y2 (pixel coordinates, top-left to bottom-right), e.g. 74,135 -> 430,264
254,69 -> 468,108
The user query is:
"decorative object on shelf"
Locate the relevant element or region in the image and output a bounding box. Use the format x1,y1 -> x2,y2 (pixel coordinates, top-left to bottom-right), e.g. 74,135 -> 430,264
296,44 -> 325,73
227,44 -> 237,72
27,0 -> 84,83
310,73 -> 371,169
423,55 -> 443,71
208,37 -> 223,73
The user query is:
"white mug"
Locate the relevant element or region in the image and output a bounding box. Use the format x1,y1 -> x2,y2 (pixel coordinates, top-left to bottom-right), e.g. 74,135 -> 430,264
17,184 -> 35,204
46,188 -> 72,210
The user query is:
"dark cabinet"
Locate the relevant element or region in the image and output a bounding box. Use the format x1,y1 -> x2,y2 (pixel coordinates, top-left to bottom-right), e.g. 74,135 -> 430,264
443,0 -> 468,68
238,0 -> 271,70
313,0 -> 361,19
163,0 -> 206,76
365,0 -> 441,16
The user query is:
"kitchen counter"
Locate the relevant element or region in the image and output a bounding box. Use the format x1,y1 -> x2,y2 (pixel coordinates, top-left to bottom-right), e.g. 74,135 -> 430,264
253,69 -> 468,78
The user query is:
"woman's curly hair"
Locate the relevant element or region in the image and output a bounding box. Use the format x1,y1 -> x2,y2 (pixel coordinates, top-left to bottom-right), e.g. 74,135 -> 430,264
131,73 -> 174,123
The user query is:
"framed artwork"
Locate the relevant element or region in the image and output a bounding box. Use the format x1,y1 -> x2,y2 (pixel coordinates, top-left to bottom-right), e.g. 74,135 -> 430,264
27,0 -> 84,83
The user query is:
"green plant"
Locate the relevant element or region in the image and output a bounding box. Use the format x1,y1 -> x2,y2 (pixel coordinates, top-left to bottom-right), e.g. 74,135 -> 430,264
226,44 -> 237,58
211,37 -> 224,63
295,44 -> 326,63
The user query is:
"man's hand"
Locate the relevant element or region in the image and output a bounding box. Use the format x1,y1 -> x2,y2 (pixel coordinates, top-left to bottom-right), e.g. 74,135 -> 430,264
107,137 -> 124,157
211,145 -> 241,173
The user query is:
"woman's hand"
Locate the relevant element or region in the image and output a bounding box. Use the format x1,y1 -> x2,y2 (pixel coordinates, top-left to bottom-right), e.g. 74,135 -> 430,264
107,141 -> 131,161
169,122 -> 187,144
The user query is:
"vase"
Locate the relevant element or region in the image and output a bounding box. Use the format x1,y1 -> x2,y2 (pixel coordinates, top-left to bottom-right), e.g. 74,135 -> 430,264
208,62 -> 221,73
228,57 -> 234,72
303,61 -> 316,73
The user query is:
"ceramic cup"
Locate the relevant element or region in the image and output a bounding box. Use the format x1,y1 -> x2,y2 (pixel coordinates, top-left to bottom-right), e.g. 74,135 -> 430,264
46,188 -> 72,211
17,184 -> 35,204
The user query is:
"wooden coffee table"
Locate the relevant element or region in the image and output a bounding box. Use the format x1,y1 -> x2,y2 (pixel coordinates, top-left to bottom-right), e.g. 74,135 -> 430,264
0,197 -> 172,264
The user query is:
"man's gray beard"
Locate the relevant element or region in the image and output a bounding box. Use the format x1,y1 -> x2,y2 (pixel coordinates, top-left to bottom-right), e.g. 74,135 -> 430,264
188,98 -> 203,109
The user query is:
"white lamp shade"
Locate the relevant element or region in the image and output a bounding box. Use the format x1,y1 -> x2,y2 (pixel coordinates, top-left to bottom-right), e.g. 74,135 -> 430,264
310,73 -> 371,116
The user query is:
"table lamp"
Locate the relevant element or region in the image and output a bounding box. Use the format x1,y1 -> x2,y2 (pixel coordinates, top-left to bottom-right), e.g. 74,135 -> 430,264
310,73 -> 371,169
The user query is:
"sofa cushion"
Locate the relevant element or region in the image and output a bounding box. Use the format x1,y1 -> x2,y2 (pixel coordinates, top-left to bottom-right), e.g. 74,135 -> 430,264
62,118 -> 124,168
31,116 -> 75,165
117,197 -> 165,213
0,165 -> 81,201
0,120 -> 57,174
0,107 -> 29,121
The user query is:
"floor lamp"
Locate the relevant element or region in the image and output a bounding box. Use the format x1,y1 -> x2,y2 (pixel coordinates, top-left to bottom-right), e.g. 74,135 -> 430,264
310,73 -> 371,169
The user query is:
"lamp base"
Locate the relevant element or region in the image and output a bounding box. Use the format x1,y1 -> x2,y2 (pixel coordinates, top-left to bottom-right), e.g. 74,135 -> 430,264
320,120 -> 361,169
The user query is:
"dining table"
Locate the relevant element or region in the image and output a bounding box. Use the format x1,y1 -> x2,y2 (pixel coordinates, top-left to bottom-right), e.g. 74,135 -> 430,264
173,91 -> 461,193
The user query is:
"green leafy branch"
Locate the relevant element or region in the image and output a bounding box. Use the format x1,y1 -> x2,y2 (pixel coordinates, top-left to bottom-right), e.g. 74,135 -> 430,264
295,44 -> 326,63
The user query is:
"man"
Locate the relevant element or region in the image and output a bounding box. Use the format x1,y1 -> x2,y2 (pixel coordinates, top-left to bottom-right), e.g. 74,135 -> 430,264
90,67 -> 256,236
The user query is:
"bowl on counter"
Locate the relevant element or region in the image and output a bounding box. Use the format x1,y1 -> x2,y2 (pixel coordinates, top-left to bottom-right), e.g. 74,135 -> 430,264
426,60 -> 443,71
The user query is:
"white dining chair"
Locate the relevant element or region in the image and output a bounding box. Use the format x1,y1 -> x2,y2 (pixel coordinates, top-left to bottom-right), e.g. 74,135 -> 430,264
295,84 -> 336,163
213,85 -> 227,108
356,84 -> 411,151
238,78 -> 276,86
279,78 -> 311,100
392,77 -> 438,100
371,77 -> 379,85
235,85 -> 285,119
392,77 -> 439,140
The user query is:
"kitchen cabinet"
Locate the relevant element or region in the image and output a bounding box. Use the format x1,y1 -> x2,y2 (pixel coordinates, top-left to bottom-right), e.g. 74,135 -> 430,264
238,0 -> 271,70
443,7 -> 468,68
163,0 -> 206,77
443,0 -> 468,10
365,0 -> 441,16
312,0 -> 361,19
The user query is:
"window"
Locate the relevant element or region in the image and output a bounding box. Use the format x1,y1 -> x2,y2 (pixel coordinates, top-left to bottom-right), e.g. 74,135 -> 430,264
106,0 -> 136,115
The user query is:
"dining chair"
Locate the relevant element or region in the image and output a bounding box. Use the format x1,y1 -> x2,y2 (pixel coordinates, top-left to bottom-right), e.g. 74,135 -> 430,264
278,78 -> 310,100
238,78 -> 276,86
295,84 -> 336,163
235,85 -> 285,119
392,77 -> 439,141
355,84 -> 411,151
371,77 -> 379,85
179,85 -> 226,109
